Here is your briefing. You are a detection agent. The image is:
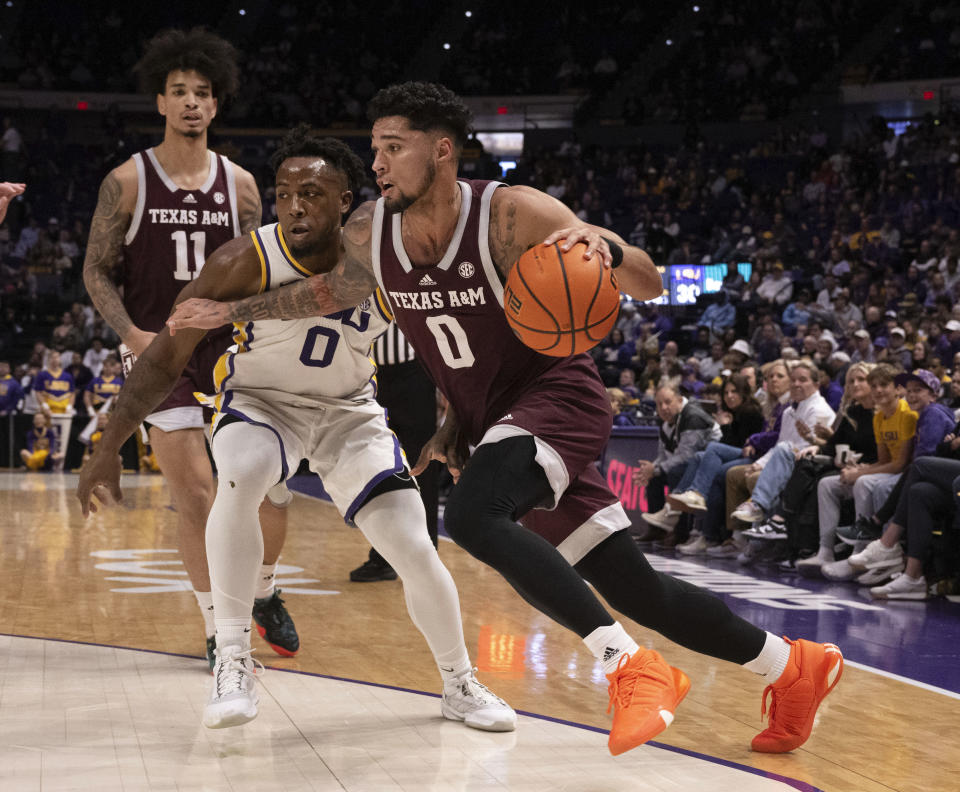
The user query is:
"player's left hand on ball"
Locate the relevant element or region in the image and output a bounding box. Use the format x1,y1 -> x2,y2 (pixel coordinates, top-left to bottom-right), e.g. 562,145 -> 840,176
76,451 -> 123,517
541,227 -> 610,267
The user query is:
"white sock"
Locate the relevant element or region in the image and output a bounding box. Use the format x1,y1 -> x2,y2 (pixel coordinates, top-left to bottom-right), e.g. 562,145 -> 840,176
817,545 -> 834,562
583,622 -> 641,676
254,562 -> 278,600
193,590 -> 216,638
354,490 -> 471,687
743,632 -> 792,681
215,617 -> 252,653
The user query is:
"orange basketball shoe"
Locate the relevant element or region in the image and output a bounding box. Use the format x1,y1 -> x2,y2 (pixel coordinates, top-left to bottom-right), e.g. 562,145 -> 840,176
751,638 -> 843,753
606,649 -> 690,756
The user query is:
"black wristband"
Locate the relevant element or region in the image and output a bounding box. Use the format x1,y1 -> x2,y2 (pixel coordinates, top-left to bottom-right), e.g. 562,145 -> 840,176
602,236 -> 624,268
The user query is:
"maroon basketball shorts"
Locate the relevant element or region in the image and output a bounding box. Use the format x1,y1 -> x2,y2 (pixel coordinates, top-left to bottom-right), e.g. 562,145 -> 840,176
476,379 -> 630,564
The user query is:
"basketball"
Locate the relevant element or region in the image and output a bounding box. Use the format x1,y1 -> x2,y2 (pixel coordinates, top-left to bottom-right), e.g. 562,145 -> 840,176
503,242 -> 621,356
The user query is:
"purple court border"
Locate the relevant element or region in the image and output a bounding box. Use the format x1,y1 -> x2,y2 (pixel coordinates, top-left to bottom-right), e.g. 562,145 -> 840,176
1,630 -> 822,792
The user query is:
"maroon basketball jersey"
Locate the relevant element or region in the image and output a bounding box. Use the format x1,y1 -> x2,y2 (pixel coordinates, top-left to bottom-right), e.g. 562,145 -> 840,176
372,179 -> 605,444
122,148 -> 241,333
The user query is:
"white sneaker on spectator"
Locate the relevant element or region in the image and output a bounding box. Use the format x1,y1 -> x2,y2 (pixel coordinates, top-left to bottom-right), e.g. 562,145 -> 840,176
642,505 -> 681,531
856,563 -> 903,586
678,533 -> 711,555
796,547 -> 834,578
848,539 -> 903,571
731,500 -> 765,524
822,559 -> 857,582
870,572 -> 928,600
743,517 -> 788,541
668,490 -> 708,512
707,537 -> 742,557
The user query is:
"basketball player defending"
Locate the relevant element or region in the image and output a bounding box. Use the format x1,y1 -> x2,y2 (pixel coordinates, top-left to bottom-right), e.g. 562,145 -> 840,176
165,83 -> 843,756
82,29 -> 297,666
78,127 -> 516,732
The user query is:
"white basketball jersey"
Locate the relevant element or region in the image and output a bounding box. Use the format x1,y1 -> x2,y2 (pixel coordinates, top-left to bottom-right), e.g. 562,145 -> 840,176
212,223 -> 391,402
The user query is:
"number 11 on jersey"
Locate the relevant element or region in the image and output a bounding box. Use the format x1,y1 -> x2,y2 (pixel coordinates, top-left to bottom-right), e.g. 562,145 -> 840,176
171,230 -> 207,280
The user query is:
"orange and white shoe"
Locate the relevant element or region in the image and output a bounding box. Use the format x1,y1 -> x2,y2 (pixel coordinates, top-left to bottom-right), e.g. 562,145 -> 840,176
751,638 -> 843,753
606,649 -> 690,756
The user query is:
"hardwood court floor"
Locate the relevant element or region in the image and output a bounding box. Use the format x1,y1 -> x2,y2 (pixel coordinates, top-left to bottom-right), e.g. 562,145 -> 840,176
1,471 -> 957,792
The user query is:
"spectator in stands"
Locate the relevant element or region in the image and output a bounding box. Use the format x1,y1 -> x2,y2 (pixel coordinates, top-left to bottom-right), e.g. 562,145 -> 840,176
607,388 -> 636,427
720,262 -> 745,300
667,361 -> 791,555
801,364 -> 917,577
19,412 -> 61,471
82,338 -> 110,378
634,383 -> 722,540
0,360 -> 23,414
32,350 -> 74,416
50,311 -> 83,356
779,362 -> 880,562
782,289 -> 813,335
83,354 -> 123,415
697,290 -> 735,337
615,300 -> 642,340
833,289 -> 863,333
728,361 -> 836,526
699,340 -> 726,383
756,261 -> 794,306
889,327 -> 915,368
816,274 -> 841,311
861,436 -> 960,599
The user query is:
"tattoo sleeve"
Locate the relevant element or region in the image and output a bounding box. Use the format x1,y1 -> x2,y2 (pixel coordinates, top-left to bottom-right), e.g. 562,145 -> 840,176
99,331 -> 200,452
82,173 -> 135,339
225,205 -> 378,321
237,180 -> 263,234
488,194 -> 524,280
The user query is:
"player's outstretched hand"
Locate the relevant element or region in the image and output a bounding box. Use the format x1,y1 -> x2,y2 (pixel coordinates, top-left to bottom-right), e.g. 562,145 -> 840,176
76,449 -> 124,517
541,226 -> 612,268
167,297 -> 231,334
412,424 -> 466,484
0,182 -> 26,224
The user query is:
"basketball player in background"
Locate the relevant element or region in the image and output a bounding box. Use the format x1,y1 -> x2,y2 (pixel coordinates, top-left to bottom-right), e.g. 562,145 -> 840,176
82,29 -> 298,667
78,128 -> 515,733
165,82 -> 843,757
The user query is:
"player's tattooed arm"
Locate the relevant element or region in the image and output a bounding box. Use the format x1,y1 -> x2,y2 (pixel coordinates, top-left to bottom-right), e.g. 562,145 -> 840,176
82,170 -> 137,341
236,168 -> 263,234
167,202 -> 379,330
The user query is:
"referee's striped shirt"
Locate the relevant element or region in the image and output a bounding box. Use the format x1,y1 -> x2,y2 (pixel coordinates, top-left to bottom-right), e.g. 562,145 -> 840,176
373,322 -> 416,366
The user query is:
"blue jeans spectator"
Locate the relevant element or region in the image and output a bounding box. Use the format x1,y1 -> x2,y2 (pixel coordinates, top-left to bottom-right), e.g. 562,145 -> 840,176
748,442 -> 798,515
675,441 -> 744,495
675,441 -> 751,541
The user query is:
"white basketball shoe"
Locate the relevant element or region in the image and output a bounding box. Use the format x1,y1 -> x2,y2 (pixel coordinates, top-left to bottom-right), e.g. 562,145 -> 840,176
203,645 -> 263,729
441,669 -> 517,732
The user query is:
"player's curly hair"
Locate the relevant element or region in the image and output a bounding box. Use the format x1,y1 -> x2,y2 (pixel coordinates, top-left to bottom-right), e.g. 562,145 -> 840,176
134,27 -> 240,100
270,124 -> 366,195
367,82 -> 473,151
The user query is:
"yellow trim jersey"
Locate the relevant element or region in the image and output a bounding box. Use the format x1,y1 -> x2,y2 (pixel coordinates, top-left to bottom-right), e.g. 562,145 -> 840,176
212,223 -> 391,406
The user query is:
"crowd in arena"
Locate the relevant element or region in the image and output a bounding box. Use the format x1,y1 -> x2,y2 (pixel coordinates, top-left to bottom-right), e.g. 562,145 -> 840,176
4,0 -> 960,605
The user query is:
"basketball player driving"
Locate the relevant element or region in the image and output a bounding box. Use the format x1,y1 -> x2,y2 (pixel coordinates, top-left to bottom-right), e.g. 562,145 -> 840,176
78,127 -> 516,733
161,83 -> 843,757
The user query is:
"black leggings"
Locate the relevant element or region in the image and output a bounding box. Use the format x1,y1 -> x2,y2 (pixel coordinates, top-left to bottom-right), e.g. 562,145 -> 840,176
444,436 -> 766,664
892,456 -> 960,561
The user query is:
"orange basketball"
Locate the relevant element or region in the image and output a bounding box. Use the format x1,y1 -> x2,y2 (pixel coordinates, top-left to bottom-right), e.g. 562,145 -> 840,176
503,241 -> 621,356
